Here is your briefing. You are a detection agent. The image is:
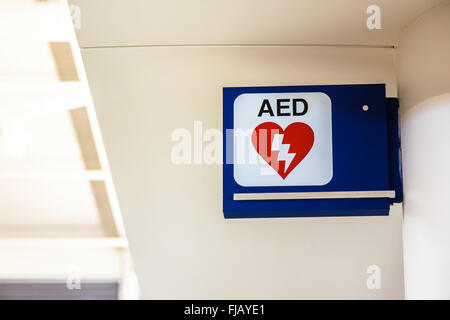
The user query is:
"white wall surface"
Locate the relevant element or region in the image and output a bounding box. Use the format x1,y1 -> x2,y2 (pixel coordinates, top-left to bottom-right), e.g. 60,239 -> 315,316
81,45 -> 404,299
397,2 -> 450,299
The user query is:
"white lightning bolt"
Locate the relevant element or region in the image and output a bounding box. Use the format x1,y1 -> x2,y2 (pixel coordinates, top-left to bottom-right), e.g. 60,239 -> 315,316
271,134 -> 296,171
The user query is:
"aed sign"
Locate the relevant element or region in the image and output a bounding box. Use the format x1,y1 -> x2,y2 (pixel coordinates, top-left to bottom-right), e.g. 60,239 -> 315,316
223,84 -> 402,219
233,92 -> 333,186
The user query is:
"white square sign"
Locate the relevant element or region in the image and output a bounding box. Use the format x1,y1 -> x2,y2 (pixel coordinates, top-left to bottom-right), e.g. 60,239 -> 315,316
233,92 -> 333,186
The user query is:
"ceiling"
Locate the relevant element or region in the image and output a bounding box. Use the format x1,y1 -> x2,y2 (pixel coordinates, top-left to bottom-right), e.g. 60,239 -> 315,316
70,0 -> 446,48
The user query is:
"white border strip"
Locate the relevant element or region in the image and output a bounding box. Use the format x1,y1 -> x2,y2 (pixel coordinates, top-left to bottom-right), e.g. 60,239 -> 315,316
233,190 -> 396,201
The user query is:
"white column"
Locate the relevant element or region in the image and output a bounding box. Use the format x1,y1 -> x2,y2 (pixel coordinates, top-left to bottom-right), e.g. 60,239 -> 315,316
397,2 -> 450,299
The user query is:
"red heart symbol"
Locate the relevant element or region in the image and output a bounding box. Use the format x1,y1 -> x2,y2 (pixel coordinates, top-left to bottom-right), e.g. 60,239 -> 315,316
251,122 -> 314,179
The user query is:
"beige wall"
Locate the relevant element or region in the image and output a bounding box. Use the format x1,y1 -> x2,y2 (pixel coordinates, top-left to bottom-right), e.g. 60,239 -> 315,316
397,2 -> 450,299
81,45 -> 404,299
